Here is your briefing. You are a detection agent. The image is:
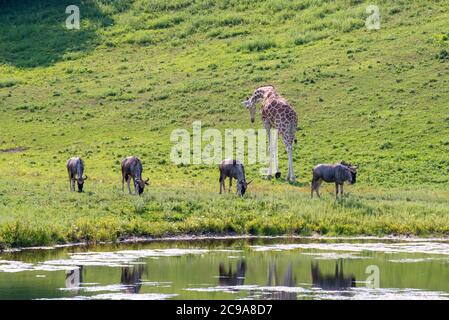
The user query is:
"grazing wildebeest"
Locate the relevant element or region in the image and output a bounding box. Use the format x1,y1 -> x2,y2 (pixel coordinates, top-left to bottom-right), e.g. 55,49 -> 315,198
121,156 -> 149,195
311,161 -> 357,199
218,159 -> 252,196
67,157 -> 87,192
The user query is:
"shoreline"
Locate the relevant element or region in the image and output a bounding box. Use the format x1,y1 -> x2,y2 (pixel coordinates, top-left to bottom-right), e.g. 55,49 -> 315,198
2,233 -> 449,253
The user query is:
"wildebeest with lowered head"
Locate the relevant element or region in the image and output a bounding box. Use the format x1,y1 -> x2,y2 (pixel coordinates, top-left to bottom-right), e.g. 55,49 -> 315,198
67,157 -> 87,192
121,156 -> 149,195
311,161 -> 357,199
219,159 -> 252,196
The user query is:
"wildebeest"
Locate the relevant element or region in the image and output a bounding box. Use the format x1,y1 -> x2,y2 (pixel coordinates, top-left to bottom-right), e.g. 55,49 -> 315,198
311,161 -> 357,199
67,157 -> 87,192
219,159 -> 252,196
121,156 -> 149,195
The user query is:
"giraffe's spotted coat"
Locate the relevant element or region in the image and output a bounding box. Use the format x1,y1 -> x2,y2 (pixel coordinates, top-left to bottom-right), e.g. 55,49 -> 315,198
245,85 -> 298,181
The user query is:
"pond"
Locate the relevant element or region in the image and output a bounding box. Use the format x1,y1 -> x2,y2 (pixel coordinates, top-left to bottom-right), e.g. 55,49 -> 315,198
1,237 -> 449,300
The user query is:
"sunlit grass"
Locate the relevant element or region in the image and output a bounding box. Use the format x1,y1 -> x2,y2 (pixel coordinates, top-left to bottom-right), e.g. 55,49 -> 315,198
0,0 -> 448,247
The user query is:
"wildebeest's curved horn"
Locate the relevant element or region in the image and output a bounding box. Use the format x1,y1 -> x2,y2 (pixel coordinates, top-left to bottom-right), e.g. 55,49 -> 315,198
83,175 -> 88,180
145,178 -> 150,185
247,179 -> 254,185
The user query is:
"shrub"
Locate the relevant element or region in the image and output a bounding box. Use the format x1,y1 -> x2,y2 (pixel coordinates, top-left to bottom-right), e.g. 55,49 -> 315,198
380,142 -> 393,150
125,31 -> 155,45
436,49 -> 449,61
238,40 -> 277,52
150,16 -> 184,29
293,31 -> 328,46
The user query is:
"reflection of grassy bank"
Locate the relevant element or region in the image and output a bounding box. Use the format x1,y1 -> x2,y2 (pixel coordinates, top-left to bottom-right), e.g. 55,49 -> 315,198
1,178 -> 448,248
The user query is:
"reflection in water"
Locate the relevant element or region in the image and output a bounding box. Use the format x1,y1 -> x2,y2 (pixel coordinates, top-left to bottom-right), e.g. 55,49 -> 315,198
265,262 -> 297,300
311,259 -> 356,291
121,265 -> 146,294
218,260 -> 246,286
3,238 -> 449,300
65,267 -> 83,293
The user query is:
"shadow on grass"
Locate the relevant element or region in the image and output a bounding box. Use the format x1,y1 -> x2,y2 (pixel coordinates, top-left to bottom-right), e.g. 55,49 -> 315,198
333,196 -> 376,215
288,181 -> 308,187
0,0 -> 128,68
262,176 -> 309,187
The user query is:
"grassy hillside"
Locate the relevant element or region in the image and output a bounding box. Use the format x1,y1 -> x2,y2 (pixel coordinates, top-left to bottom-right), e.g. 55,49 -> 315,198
0,0 -> 448,247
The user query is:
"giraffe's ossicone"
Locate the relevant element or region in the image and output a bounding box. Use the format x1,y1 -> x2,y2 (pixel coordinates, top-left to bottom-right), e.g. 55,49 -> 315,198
242,85 -> 298,182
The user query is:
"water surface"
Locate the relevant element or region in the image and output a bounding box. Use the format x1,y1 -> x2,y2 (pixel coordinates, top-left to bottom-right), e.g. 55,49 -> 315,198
1,237 -> 449,300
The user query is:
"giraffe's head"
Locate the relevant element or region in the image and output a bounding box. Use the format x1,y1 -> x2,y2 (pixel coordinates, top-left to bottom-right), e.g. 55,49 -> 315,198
242,85 -> 277,123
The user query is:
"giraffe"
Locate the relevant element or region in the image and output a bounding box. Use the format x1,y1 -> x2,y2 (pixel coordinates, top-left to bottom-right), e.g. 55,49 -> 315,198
242,85 -> 298,182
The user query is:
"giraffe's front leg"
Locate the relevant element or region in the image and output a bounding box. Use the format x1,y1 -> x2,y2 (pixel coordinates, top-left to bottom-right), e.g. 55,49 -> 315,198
286,144 -> 295,182
264,122 -> 273,180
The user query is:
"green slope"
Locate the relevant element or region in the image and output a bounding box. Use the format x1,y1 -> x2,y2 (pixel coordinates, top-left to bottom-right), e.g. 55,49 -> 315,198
0,0 -> 448,247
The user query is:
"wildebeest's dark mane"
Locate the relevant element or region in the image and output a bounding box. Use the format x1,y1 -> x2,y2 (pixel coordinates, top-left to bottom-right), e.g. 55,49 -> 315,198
339,160 -> 352,167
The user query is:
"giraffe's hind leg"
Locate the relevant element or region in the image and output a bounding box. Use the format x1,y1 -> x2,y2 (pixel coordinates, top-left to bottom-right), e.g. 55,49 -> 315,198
273,129 -> 281,179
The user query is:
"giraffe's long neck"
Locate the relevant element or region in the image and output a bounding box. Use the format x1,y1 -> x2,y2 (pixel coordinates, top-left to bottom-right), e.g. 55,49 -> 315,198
262,90 -> 278,105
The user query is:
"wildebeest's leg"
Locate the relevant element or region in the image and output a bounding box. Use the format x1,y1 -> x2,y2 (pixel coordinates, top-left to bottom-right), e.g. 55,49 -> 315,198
69,174 -> 73,191
340,184 -> 344,197
219,174 -> 224,194
222,177 -> 226,194
228,177 -> 232,193
133,177 -> 138,195
335,183 -> 339,199
311,180 -> 314,198
316,179 -> 322,198
311,177 -> 317,198
122,173 -> 125,192
127,177 -> 132,194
